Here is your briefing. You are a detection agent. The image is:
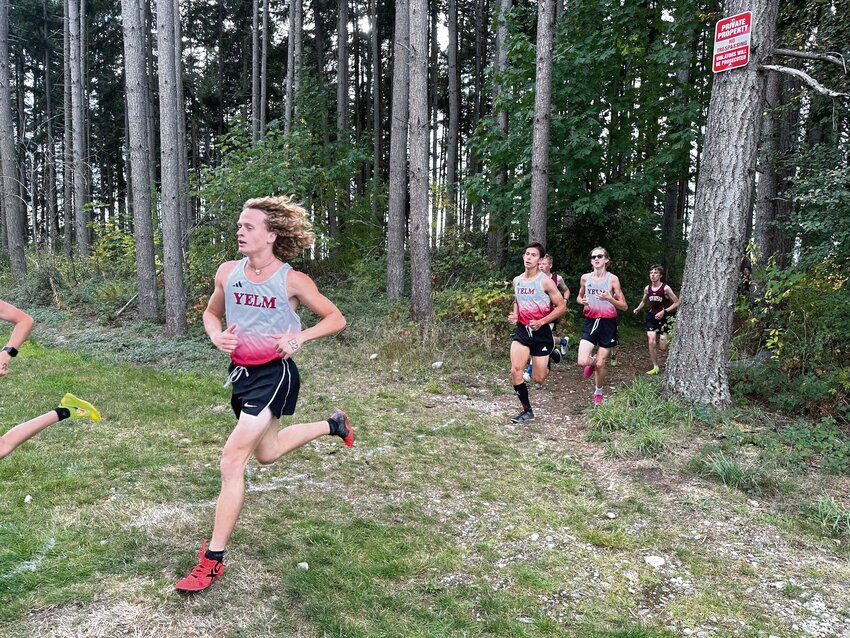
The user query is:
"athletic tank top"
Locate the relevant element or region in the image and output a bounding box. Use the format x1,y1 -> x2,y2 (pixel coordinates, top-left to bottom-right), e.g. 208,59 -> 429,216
515,272 -> 551,325
647,282 -> 667,314
224,258 -> 302,366
583,272 -> 617,319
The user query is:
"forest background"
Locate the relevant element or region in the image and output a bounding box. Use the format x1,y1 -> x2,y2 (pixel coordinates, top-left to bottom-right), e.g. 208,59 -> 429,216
1,0 -> 850,634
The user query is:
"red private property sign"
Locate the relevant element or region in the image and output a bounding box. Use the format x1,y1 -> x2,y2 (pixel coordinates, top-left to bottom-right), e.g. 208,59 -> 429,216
713,11 -> 752,73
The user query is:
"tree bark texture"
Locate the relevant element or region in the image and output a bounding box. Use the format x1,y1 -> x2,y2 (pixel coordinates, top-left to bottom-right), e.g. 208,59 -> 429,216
386,0 -> 408,300
487,0 -> 511,266
528,0 -> 555,246
121,0 -> 158,321
408,0 -> 432,321
63,0 -> 73,254
0,0 -> 25,275
69,0 -> 89,255
446,0 -> 459,229
665,0 -> 780,408
251,0 -> 260,142
157,0 -> 188,335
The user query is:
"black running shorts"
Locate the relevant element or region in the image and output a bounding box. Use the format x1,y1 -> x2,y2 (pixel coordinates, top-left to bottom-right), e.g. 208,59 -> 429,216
228,358 -> 300,419
511,323 -> 556,357
581,317 -> 619,348
645,311 -> 670,334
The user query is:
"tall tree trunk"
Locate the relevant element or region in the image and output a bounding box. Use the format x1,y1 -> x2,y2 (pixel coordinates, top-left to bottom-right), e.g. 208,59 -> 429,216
528,0 -> 555,245
0,0 -> 25,275
285,0 -> 296,134
429,1 -> 437,190
408,0 -> 432,321
122,0 -> 158,321
386,0 -> 409,299
157,0 -> 188,334
251,0 -> 260,142
661,22 -> 695,276
665,0 -> 780,408
173,0 -> 190,240
44,0 -> 58,249
330,0 -> 348,243
69,0 -> 89,255
752,68 -> 780,265
371,0 -> 380,220
63,0 -> 73,254
260,0 -> 269,138
446,0 -> 459,230
487,0 -> 511,266
294,0 -> 303,121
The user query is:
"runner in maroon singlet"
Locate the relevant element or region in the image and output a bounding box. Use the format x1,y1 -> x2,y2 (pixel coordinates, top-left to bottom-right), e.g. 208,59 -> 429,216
632,264 -> 679,375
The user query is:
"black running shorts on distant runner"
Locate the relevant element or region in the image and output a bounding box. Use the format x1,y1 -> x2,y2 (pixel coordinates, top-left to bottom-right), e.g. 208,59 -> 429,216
645,311 -> 670,334
581,317 -> 619,348
512,323 -> 556,357
228,358 -> 300,419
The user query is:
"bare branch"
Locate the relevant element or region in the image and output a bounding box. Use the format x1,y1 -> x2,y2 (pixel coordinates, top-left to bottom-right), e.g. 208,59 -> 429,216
759,64 -> 849,98
774,48 -> 846,72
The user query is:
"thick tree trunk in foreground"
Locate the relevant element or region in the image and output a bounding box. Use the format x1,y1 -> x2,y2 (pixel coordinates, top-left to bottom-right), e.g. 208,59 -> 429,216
386,0 -> 408,300
408,0 -> 432,320
665,0 -> 780,408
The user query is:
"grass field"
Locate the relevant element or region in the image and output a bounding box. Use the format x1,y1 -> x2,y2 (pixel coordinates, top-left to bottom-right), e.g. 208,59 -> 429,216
1,313 -> 849,637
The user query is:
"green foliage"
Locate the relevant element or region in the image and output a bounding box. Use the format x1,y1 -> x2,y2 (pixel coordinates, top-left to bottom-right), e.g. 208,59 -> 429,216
589,378 -> 694,435
686,448 -> 779,496
804,496 -> 850,538
192,118 -> 374,292
435,280 -> 515,342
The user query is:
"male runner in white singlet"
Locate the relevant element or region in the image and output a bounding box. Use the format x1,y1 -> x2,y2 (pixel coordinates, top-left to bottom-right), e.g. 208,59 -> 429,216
175,196 -> 354,593
576,247 -> 628,405
507,242 -> 566,423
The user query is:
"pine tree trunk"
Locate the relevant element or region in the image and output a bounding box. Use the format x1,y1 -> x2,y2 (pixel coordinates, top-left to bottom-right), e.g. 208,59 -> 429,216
386,0 -> 409,300
665,0 -> 780,408
44,0 -> 58,249
408,0 -> 432,321
122,0 -> 158,321
446,0 -> 459,230
487,0 -> 511,267
63,0 -> 73,255
251,0 -> 260,142
371,0 -> 380,220
285,0 -> 295,134
69,0 -> 89,255
0,0 -> 25,275
157,0 -> 188,335
528,0 -> 555,245
260,0 -> 269,138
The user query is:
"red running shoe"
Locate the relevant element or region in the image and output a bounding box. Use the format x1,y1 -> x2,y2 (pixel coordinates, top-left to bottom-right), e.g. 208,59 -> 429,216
593,393 -> 603,406
583,363 -> 596,378
329,409 -> 355,447
175,540 -> 225,592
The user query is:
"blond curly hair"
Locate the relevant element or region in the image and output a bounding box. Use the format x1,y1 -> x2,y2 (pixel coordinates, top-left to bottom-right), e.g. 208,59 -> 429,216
242,196 -> 315,261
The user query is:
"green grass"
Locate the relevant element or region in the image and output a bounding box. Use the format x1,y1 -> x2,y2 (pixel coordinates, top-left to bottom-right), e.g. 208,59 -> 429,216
0,318 -> 848,637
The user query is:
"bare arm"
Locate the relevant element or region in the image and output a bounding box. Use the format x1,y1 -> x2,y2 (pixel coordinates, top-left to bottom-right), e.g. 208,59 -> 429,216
0,300 -> 34,376
576,274 -> 589,306
633,286 -> 649,314
203,262 -> 239,354
601,275 -> 628,312
274,270 -> 347,358
663,285 -> 680,314
507,277 -> 519,323
557,275 -> 570,304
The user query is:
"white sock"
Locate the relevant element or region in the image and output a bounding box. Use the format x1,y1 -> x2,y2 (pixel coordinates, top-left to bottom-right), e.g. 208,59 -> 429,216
594,386 -> 603,395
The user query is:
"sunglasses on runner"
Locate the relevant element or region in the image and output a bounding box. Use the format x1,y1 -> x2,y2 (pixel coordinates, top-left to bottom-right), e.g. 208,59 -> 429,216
591,254 -> 606,260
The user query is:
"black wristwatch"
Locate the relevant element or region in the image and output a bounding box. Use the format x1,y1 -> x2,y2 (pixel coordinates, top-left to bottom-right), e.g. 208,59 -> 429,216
2,346 -> 18,357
